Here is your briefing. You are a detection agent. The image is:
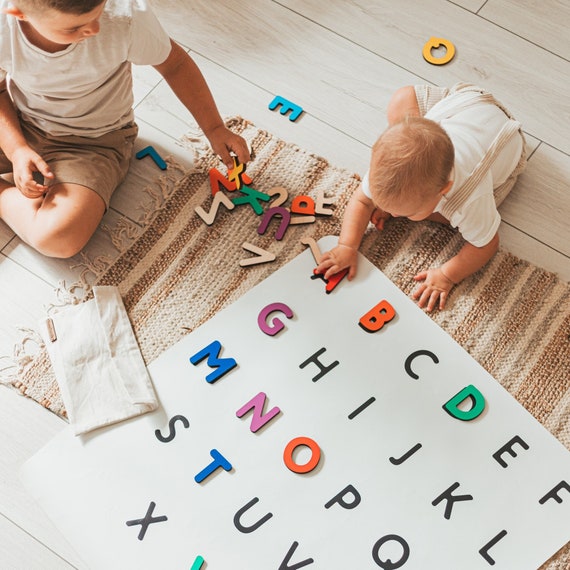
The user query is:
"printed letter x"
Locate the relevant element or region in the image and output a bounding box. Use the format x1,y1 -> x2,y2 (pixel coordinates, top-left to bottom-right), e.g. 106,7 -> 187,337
126,501 -> 168,540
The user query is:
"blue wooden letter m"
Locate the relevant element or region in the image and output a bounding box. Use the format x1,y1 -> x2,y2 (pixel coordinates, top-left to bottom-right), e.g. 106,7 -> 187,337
190,340 -> 237,383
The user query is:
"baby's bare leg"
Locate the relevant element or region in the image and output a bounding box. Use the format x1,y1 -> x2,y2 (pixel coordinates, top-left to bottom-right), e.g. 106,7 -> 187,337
386,86 -> 421,125
0,181 -> 105,258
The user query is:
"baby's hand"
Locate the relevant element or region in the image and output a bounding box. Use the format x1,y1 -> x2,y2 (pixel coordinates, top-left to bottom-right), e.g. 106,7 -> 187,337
370,207 -> 392,231
315,244 -> 359,281
412,267 -> 455,311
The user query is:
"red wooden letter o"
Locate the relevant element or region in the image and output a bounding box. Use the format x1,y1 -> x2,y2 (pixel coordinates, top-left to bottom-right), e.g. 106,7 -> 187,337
283,436 -> 321,474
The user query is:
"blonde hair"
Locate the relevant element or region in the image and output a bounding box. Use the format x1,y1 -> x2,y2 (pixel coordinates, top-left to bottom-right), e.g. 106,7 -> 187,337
369,116 -> 454,205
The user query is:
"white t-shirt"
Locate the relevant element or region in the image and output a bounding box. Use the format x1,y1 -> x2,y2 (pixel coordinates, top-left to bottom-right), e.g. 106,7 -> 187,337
362,91 -> 523,247
0,0 -> 172,137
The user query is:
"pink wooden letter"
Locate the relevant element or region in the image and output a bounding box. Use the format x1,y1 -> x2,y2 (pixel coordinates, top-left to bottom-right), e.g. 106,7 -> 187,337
236,392 -> 281,433
257,302 -> 294,336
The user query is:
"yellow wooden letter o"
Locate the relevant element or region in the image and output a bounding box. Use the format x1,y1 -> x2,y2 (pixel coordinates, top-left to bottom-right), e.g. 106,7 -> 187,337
422,37 -> 456,65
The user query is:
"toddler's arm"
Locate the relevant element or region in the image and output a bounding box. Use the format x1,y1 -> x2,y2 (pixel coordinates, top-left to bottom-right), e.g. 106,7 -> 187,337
412,231 -> 500,311
154,41 -> 251,170
0,81 -> 54,198
316,185 -> 375,280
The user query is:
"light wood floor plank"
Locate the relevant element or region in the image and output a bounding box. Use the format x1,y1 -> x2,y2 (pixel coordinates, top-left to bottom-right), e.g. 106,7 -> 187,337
0,257 -> 54,358
0,221 -> 14,250
148,0 -> 427,148
275,0 -> 570,154
450,0 -> 487,12
480,0 -> 570,60
135,53 -> 371,174
0,389 -> 85,569
500,143 -> 570,262
0,514 -> 77,570
132,61 -> 164,108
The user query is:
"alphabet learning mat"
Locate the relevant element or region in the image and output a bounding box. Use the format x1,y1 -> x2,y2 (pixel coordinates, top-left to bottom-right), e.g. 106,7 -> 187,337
22,237 -> 570,569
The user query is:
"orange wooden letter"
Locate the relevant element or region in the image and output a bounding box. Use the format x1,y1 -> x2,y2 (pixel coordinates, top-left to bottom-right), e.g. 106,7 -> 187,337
358,300 -> 396,332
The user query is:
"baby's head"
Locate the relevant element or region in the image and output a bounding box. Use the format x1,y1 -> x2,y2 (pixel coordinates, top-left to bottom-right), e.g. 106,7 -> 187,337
369,116 -> 454,221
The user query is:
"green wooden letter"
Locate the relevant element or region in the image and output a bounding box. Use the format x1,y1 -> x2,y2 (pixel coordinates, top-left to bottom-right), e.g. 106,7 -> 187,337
443,384 -> 485,421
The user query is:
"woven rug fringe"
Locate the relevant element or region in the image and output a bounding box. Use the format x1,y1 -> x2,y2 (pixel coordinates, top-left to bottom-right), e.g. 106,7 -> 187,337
0,356 -> 16,385
102,217 -> 140,252
179,131 -> 211,168
0,327 -> 43,387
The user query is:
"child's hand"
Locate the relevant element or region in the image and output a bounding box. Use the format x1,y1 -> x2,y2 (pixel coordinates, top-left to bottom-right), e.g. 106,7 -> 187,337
206,125 -> 251,170
412,267 -> 455,311
315,244 -> 359,281
11,146 -> 54,199
370,207 -> 391,230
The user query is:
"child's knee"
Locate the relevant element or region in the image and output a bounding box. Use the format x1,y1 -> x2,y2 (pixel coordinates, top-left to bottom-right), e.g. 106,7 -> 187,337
31,237 -> 85,259
29,187 -> 104,258
28,224 -> 91,259
387,86 -> 419,125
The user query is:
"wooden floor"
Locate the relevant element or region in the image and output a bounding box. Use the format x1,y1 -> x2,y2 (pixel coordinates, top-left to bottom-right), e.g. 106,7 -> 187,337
1,1 -> 569,567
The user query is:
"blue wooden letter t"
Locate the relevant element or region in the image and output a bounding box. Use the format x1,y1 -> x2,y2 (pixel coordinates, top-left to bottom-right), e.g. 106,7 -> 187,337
190,340 -> 237,383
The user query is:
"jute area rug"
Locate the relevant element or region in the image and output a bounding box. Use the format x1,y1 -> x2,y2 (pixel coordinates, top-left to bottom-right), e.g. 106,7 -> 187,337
5,117 -> 570,568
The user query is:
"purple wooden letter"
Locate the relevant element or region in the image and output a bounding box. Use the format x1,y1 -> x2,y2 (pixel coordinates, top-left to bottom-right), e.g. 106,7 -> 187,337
257,207 -> 291,240
257,302 -> 294,336
236,392 -> 281,433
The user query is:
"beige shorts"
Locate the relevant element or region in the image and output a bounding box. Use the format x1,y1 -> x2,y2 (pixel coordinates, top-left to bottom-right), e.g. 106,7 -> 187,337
0,119 -> 139,210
